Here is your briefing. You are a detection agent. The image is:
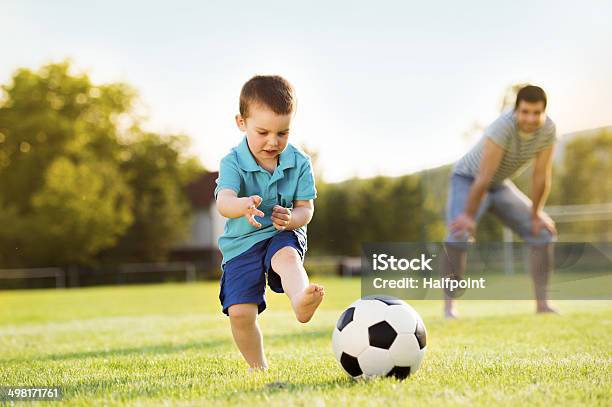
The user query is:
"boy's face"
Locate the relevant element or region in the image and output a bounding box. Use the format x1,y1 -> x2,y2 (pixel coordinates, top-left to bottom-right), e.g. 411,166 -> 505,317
515,100 -> 546,133
236,104 -> 292,165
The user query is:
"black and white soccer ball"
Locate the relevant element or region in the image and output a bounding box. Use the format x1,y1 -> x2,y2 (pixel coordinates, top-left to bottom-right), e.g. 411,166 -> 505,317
332,295 -> 427,379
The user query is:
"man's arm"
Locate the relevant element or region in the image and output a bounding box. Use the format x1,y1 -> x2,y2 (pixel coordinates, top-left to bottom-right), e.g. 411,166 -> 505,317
530,145 -> 556,236
271,200 -> 314,231
450,138 -> 504,236
531,145 -> 554,215
465,139 -> 505,217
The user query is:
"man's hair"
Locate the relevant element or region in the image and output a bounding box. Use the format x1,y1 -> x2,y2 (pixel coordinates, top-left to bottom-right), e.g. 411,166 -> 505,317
239,75 -> 296,118
515,85 -> 547,110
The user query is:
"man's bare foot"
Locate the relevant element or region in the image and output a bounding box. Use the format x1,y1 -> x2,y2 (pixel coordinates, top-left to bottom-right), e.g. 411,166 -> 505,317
444,299 -> 459,320
292,284 -> 325,323
536,305 -> 560,314
444,308 -> 459,320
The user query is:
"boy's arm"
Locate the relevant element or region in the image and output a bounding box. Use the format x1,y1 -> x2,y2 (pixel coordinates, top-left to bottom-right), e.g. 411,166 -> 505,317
271,200 -> 314,231
216,189 -> 265,228
271,157 -> 317,231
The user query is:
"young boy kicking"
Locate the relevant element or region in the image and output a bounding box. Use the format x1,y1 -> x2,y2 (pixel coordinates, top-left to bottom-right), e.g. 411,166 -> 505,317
214,75 -> 324,370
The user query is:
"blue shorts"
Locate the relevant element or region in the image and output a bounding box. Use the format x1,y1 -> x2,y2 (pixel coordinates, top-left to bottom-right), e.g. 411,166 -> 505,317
219,229 -> 307,316
445,173 -> 555,245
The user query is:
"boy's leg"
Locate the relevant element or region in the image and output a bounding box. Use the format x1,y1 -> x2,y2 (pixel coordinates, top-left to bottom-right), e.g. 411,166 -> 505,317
488,180 -> 557,313
220,240 -> 272,369
228,303 -> 268,369
270,246 -> 324,323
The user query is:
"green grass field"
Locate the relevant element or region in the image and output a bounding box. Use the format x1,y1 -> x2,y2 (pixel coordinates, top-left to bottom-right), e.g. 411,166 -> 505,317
1,277 -> 610,406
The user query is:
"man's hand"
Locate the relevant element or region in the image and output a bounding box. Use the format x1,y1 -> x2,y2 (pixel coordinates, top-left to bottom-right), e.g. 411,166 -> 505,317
271,205 -> 292,231
244,195 -> 264,228
532,212 -> 556,236
449,213 -> 476,239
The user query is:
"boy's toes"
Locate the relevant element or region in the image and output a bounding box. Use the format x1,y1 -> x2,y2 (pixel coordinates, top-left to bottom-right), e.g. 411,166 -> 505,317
294,284 -> 324,323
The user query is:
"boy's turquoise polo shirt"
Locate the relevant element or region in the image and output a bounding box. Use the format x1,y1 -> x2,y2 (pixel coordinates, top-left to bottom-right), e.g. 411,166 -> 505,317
214,136 -> 317,266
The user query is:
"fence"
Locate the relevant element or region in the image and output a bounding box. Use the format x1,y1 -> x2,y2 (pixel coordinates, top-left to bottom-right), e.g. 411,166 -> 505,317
502,203 -> 612,274
0,262 -> 199,290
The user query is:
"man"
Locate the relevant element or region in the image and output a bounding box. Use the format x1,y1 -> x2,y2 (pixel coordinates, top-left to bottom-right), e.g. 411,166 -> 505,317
443,85 -> 557,318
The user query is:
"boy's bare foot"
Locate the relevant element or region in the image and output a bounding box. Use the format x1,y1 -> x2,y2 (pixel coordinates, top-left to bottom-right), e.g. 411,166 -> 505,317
249,366 -> 268,373
247,365 -> 268,373
292,284 -> 324,323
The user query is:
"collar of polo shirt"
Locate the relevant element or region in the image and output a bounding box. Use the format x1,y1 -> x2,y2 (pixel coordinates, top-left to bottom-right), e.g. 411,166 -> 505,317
235,135 -> 296,174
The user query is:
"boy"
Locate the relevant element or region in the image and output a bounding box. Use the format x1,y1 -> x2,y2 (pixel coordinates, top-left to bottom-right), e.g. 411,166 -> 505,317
442,85 -> 557,318
214,75 -> 324,370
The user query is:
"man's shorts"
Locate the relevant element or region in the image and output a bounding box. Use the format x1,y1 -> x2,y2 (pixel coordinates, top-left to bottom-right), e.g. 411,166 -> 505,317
219,229 -> 307,316
445,173 -> 555,245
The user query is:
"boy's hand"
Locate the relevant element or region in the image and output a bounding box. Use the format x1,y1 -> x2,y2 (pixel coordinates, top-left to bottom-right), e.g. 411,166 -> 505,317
271,205 -> 292,231
244,195 -> 264,228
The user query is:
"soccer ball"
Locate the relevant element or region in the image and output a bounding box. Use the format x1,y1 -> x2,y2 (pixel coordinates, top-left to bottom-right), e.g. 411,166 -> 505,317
332,295 -> 427,379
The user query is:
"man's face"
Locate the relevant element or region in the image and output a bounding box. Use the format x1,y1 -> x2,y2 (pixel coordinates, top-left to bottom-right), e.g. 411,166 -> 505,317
236,104 -> 292,165
515,100 -> 546,133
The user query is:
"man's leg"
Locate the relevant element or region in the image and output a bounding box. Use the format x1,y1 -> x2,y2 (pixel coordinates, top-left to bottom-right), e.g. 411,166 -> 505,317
271,247 -> 324,323
228,303 -> 268,369
440,244 -> 468,319
488,180 -> 557,313
442,174 -> 491,319
530,243 -> 556,313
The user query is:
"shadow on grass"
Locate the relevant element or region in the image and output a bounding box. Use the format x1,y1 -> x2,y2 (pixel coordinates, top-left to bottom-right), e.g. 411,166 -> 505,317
2,328 -> 333,364
232,374 -> 361,400
267,328 -> 331,345
44,373 -> 360,404
1,338 -> 229,364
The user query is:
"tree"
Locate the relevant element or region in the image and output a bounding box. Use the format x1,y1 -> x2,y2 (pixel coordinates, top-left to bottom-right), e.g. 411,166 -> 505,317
559,129 -> 612,205
0,61 -> 203,267
308,173 -> 435,256
556,129 -> 612,239
97,132 -> 201,262
499,82 -> 530,112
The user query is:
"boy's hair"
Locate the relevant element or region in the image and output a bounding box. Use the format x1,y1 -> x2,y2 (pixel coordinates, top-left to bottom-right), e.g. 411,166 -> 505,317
239,75 -> 296,118
514,85 -> 547,110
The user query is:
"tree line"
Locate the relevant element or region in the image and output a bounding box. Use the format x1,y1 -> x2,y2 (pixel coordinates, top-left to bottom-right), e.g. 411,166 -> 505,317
0,62 -> 609,267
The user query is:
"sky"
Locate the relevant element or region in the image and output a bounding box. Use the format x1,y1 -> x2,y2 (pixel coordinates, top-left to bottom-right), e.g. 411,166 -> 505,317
1,0 -> 611,182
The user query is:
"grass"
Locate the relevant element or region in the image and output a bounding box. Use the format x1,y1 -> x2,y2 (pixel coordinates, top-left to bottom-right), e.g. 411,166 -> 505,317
0,276 -> 610,406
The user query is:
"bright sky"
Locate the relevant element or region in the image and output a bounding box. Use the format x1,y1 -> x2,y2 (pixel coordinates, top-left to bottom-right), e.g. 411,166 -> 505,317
2,0 -> 611,182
